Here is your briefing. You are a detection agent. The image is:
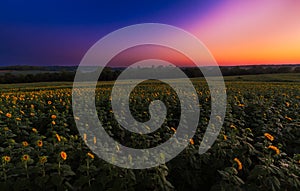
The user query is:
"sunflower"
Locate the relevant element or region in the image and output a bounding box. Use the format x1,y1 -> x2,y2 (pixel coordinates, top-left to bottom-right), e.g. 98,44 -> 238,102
268,145 -> 280,155
234,158 -> 243,170
190,139 -> 194,145
56,134 -> 61,142
87,152 -> 95,159
39,156 -> 47,164
264,133 -> 274,141
22,154 -> 30,162
2,156 -> 11,163
170,127 -> 176,133
22,141 -> 29,147
285,116 -> 292,121
60,151 -> 67,160
37,140 -> 43,147
230,124 -> 237,129
93,136 -> 97,144
238,103 -> 245,107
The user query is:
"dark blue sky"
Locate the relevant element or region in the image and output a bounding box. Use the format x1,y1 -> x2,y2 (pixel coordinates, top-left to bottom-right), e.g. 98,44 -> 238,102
0,0 -> 221,26
0,0 -> 220,66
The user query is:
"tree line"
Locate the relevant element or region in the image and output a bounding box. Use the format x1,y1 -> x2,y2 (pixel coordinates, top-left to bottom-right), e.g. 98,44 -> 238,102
0,66 -> 299,84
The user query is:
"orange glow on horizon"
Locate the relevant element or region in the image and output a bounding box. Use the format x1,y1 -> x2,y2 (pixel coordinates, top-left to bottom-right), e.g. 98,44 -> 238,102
107,45 -> 195,68
186,0 -> 300,66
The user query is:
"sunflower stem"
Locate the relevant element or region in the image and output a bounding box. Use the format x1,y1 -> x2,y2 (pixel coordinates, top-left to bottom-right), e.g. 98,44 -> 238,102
87,160 -> 91,187
25,162 -> 29,179
2,163 -> 7,182
58,161 -> 61,176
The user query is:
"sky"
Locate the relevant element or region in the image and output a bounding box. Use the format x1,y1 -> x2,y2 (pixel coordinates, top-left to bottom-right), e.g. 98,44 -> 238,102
0,0 -> 300,66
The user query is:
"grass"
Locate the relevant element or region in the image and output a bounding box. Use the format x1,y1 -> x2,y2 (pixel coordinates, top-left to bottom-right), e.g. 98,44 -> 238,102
0,73 -> 299,91
224,73 -> 300,82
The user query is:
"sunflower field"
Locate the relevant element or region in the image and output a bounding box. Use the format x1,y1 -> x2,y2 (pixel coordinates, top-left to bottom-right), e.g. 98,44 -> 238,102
0,79 -> 300,191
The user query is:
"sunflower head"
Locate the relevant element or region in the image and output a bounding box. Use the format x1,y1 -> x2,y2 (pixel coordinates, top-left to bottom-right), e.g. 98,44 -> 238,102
2,156 -> 11,163
60,151 -> 67,160
234,158 -> 243,170
56,134 -> 61,142
190,139 -> 194,145
39,156 -> 47,164
22,141 -> 29,147
37,140 -> 43,147
93,136 -> 97,144
22,154 -> 30,162
170,127 -> 176,133
268,145 -> 280,155
264,133 -> 274,141
87,152 -> 95,159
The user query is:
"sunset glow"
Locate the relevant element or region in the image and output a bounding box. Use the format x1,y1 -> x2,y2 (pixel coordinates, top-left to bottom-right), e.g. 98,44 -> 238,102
0,0 -> 299,66
187,0 -> 300,65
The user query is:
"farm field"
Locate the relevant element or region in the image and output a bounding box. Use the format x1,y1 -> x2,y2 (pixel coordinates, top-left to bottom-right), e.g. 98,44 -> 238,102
0,74 -> 300,190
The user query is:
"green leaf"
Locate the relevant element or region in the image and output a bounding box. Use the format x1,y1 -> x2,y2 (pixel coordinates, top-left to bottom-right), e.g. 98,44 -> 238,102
233,175 -> 245,185
73,175 -> 90,188
34,175 -> 50,188
218,170 -> 230,180
51,175 -> 64,186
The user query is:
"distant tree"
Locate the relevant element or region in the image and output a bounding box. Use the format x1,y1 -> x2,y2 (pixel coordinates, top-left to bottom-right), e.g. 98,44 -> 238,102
277,67 -> 291,73
294,67 -> 300,73
3,73 -> 16,83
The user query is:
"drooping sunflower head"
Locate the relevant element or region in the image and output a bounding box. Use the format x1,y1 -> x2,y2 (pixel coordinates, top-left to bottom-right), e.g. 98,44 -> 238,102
234,158 -> 243,170
32,128 -> 38,133
268,145 -> 280,155
87,152 -> 95,159
56,134 -> 61,142
264,133 -> 274,141
39,156 -> 47,164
